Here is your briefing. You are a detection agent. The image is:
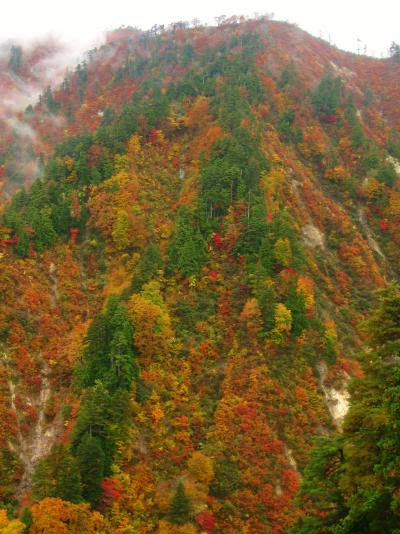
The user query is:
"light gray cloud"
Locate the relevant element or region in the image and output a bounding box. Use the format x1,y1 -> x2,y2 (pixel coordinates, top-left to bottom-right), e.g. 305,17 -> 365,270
0,37 -> 78,194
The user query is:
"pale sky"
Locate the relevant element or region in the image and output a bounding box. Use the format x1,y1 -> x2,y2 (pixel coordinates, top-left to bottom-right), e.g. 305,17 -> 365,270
1,0 -> 399,58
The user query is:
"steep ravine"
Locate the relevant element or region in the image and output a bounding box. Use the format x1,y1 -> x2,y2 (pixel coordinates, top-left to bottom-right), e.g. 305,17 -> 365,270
7,360 -> 63,493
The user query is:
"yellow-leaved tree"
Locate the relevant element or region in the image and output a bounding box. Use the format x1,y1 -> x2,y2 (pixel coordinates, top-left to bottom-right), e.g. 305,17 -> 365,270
272,303 -> 292,343
273,237 -> 292,267
0,509 -> 25,534
112,210 -> 135,251
128,280 -> 174,366
187,451 -> 214,486
29,498 -> 103,534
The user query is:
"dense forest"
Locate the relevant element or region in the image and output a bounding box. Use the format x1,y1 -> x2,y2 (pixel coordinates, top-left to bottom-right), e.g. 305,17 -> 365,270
0,15 -> 400,533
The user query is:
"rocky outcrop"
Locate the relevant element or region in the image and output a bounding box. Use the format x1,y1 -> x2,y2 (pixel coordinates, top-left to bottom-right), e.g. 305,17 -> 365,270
317,361 -> 350,430
302,224 -> 325,249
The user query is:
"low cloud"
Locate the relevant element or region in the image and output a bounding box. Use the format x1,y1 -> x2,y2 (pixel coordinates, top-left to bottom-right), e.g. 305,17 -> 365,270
0,36 -> 88,195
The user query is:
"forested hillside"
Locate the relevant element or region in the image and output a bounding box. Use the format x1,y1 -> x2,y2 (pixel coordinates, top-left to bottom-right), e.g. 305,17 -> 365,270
0,16 -> 400,533
0,37 -> 77,195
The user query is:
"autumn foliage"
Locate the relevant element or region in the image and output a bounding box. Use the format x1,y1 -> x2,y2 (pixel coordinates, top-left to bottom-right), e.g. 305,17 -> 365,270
0,15 -> 398,534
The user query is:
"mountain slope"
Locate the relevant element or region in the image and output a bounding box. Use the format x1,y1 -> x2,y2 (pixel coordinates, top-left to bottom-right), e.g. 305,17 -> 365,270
0,16 -> 399,533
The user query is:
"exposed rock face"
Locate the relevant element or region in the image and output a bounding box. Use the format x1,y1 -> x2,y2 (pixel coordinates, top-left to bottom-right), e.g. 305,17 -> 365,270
329,61 -> 356,80
302,224 -> 325,249
284,444 -> 301,478
317,361 -> 350,429
358,207 -> 385,259
387,155 -> 400,176
49,262 -> 59,307
5,358 -> 62,492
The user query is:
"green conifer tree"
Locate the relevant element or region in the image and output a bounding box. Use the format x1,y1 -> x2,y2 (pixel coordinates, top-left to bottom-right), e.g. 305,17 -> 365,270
32,444 -> 82,503
294,285 -> 400,533
312,73 -> 342,116
20,508 -> 33,532
169,482 -> 192,525
76,434 -> 105,507
15,231 -> 30,257
8,45 -> 22,72
131,244 -> 163,292
71,382 -> 115,474
168,208 -> 207,277
285,284 -> 309,337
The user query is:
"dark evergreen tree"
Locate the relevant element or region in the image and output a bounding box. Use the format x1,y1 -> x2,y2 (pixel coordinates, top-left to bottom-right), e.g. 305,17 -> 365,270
32,444 -> 82,503
251,266 -> 277,333
54,452 -> 83,504
294,285 -> 400,533
75,434 -> 105,507
8,45 -> 22,72
77,297 -> 138,392
43,86 -> 60,114
376,161 -> 397,187
285,283 -> 309,337
233,196 -> 268,260
278,62 -> 297,89
108,328 -> 138,391
312,73 -> 342,117
71,382 -> 115,473
169,482 -> 192,525
182,42 -> 195,66
31,210 -> 58,252
78,313 -> 109,389
168,208 -> 207,278
131,244 -> 163,292
200,157 -> 240,218
76,61 -> 88,84
277,109 -> 295,141
390,42 -> 400,61
15,231 -> 30,257
345,98 -> 365,149
20,508 -> 33,532
210,459 -> 242,498
291,436 -> 346,533
199,123 -> 268,220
